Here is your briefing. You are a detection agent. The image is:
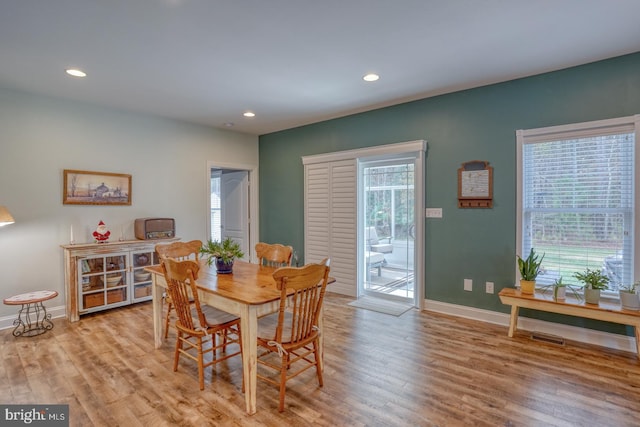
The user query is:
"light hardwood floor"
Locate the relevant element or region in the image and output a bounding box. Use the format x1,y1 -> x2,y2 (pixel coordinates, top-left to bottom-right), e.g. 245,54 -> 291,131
2,293 -> 640,426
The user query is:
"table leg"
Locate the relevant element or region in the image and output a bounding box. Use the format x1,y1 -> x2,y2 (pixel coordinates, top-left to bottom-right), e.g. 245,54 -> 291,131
12,302 -> 54,337
634,324 -> 640,359
152,275 -> 164,349
508,305 -> 519,338
240,304 -> 258,415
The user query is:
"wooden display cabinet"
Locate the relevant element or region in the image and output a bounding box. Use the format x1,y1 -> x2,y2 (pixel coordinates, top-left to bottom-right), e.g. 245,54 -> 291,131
62,238 -> 178,322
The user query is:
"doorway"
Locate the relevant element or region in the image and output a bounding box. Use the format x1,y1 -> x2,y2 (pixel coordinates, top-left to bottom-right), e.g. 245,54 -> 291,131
359,158 -> 416,305
208,165 -> 254,262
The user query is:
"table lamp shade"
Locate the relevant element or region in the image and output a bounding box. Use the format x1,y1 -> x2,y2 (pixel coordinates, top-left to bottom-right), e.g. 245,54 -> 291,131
0,206 -> 15,226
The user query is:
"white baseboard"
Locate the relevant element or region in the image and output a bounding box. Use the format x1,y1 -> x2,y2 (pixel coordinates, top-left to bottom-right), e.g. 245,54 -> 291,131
3,301 -> 635,354
423,299 -> 636,354
0,304 -> 67,331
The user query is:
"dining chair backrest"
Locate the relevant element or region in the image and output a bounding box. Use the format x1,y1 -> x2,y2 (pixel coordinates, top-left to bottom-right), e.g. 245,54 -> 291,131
156,240 -> 202,262
255,242 -> 293,267
155,240 -> 203,338
160,258 -> 204,332
271,261 -> 330,345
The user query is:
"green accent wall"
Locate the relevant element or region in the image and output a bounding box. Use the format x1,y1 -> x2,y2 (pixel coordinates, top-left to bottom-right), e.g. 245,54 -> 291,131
258,52 -> 640,334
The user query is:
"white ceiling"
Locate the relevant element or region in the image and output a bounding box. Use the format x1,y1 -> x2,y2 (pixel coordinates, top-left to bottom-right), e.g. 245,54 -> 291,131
1,1 -> 640,136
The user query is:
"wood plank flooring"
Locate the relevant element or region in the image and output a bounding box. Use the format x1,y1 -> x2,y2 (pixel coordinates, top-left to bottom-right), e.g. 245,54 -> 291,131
2,293 -> 640,426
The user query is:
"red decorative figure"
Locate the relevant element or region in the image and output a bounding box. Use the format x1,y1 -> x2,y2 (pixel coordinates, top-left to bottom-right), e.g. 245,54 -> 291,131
93,220 -> 111,243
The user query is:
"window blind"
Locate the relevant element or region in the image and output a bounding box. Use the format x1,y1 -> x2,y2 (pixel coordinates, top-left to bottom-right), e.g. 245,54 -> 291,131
521,130 -> 635,292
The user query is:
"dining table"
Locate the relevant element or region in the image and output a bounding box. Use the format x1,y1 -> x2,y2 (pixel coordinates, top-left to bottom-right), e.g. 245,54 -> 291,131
146,260 -> 331,415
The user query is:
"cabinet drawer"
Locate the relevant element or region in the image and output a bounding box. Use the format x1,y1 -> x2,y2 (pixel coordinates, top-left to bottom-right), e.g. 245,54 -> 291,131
134,285 -> 152,299
107,289 -> 126,304
83,293 -> 104,309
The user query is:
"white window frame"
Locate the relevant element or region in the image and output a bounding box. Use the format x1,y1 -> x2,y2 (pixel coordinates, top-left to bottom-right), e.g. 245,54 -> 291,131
516,115 -> 640,296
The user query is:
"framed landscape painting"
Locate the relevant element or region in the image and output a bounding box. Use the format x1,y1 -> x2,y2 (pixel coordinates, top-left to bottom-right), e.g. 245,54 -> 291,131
63,169 -> 132,205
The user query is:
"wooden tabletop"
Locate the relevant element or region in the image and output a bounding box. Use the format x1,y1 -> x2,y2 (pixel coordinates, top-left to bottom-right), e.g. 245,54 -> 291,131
147,261 -> 299,305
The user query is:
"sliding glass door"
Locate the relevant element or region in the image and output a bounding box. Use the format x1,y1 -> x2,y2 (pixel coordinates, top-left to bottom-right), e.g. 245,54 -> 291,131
360,159 -> 415,304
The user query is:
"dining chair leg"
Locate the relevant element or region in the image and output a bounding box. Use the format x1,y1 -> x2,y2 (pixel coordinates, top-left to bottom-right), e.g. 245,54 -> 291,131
313,340 -> 324,386
197,336 -> 205,391
173,332 -> 182,372
278,353 -> 288,412
219,330 -> 227,352
164,301 -> 173,339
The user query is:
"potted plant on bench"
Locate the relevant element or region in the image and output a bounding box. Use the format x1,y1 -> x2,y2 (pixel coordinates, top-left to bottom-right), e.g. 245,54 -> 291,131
619,281 -> 640,311
539,277 -> 583,302
517,248 -> 544,295
574,268 -> 609,305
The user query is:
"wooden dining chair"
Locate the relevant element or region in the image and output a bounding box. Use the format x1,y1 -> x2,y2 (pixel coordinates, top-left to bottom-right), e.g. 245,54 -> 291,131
155,240 -> 202,338
255,242 -> 293,267
160,258 -> 243,390
256,259 -> 330,412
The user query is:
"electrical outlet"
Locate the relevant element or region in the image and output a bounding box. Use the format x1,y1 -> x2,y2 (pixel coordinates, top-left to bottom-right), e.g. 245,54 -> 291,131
486,281 -> 494,294
464,279 -> 472,291
426,208 -> 443,218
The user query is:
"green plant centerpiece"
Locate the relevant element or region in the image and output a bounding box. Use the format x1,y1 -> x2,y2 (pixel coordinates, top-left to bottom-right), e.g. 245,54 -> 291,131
573,268 -> 609,305
200,237 -> 244,274
517,248 -> 545,294
619,281 -> 640,311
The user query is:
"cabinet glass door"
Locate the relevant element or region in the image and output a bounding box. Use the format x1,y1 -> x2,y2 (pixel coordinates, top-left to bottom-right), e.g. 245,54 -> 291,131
79,252 -> 129,312
131,250 -> 156,301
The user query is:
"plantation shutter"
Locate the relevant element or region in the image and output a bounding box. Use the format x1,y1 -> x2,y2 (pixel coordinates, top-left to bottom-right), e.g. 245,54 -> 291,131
304,159 -> 357,296
518,117 -> 637,292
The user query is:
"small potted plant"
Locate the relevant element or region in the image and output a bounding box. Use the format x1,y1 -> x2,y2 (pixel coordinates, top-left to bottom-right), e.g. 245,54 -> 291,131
540,277 -> 583,302
619,282 -> 640,311
200,237 -> 244,274
517,248 -> 545,294
573,268 -> 609,304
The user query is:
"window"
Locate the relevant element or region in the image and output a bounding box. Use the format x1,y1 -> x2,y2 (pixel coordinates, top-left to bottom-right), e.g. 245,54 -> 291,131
517,115 -> 639,295
210,170 -> 222,242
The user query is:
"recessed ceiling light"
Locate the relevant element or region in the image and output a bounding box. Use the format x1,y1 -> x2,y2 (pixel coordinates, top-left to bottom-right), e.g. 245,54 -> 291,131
243,111 -> 255,118
224,122 -> 235,127
65,68 -> 87,77
363,73 -> 379,82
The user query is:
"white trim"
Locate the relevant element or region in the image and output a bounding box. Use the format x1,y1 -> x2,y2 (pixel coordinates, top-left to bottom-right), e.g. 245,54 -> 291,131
302,140 -> 427,165
357,150 -> 426,309
424,299 -> 636,353
518,114 -> 639,142
206,160 -> 259,263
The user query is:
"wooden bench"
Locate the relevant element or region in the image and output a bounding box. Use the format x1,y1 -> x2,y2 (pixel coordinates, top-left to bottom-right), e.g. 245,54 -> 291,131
498,287 -> 640,358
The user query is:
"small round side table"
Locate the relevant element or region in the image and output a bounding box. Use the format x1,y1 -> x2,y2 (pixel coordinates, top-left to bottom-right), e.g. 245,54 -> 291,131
3,290 -> 57,337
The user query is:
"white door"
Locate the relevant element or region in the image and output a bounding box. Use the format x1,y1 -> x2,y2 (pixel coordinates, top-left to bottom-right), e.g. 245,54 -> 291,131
221,170 -> 249,260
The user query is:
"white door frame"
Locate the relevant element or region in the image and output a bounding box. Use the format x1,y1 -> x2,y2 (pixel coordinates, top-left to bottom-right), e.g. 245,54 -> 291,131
206,161 -> 259,264
302,140 -> 426,308
357,148 -> 425,308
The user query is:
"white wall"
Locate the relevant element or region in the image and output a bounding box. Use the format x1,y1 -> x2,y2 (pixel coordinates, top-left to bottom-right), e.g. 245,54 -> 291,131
0,87 -> 258,319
